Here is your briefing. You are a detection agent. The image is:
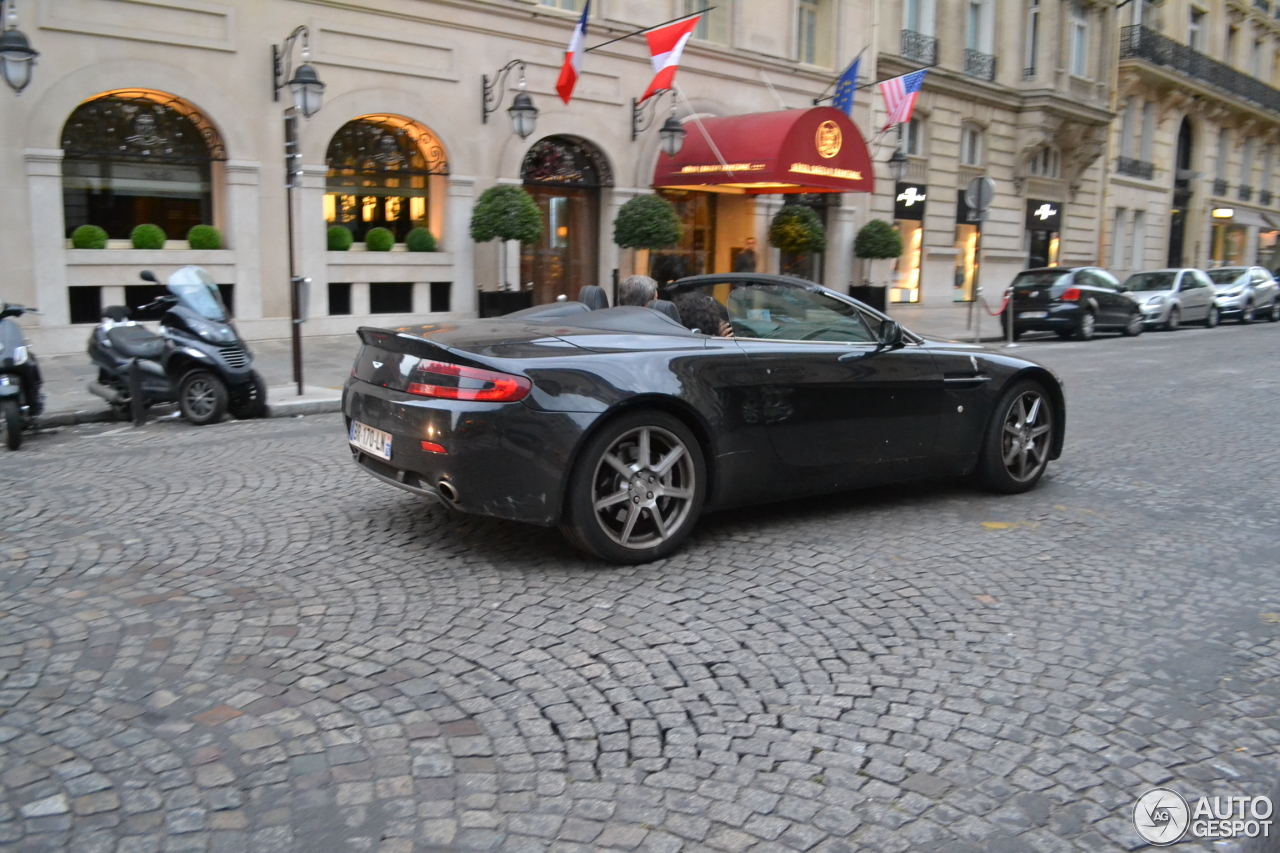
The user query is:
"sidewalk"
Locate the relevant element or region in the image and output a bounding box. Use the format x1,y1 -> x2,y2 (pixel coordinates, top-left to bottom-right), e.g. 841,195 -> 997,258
884,302 -> 1007,343
36,334 -> 362,426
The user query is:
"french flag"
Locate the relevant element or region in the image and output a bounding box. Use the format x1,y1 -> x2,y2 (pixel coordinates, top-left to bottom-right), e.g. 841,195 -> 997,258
555,1 -> 590,104
639,14 -> 702,102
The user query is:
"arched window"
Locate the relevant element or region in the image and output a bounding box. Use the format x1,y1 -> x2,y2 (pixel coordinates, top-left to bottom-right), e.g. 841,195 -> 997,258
325,115 -> 449,243
61,90 -> 225,240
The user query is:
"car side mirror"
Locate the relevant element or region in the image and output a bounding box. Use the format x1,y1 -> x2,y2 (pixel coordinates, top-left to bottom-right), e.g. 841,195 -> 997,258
878,320 -> 904,349
139,270 -> 158,283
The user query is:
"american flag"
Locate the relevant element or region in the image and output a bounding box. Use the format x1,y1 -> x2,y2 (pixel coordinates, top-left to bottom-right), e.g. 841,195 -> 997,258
879,70 -> 927,131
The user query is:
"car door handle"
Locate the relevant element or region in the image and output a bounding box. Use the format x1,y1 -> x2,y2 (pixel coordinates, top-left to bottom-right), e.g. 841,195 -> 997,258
943,374 -> 992,386
767,366 -> 805,378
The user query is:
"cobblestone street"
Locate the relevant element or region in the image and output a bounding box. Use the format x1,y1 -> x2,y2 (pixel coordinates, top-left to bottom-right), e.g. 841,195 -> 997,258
2,324 -> 1279,853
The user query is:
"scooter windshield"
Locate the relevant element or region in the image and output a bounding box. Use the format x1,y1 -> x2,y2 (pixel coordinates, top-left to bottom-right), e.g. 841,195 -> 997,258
167,266 -> 228,321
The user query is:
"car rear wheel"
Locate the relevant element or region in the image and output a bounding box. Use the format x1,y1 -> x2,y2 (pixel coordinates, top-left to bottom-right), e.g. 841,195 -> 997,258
1,398 -> 22,450
977,380 -> 1055,494
1074,310 -> 1096,341
561,410 -> 706,563
1121,311 -> 1145,337
1240,301 -> 1255,324
1164,306 -> 1181,331
178,371 -> 228,426
1205,305 -> 1220,328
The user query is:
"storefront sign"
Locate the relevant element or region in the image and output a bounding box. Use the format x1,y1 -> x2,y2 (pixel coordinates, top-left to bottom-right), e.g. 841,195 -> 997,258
1026,199 -> 1062,231
894,182 -> 927,220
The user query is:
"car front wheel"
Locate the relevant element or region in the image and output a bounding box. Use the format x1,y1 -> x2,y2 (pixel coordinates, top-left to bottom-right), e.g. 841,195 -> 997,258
1269,301 -> 1280,322
561,410 -> 706,563
1121,311 -> 1144,337
1205,305 -> 1220,328
977,380 -> 1056,494
1240,301 -> 1255,324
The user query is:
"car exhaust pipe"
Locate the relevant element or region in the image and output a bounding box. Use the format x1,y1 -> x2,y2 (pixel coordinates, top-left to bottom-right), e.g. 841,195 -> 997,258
437,480 -> 459,504
86,381 -> 124,405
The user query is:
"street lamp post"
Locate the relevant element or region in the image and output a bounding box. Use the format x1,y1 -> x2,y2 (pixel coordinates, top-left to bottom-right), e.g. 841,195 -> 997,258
273,26 -> 325,396
0,0 -> 38,95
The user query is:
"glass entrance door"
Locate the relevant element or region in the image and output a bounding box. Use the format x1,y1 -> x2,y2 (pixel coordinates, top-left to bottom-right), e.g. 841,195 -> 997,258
520,186 -> 600,304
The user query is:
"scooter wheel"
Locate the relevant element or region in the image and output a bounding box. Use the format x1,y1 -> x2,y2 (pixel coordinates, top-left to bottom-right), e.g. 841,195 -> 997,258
229,370 -> 268,420
179,371 -> 228,426
1,398 -> 22,450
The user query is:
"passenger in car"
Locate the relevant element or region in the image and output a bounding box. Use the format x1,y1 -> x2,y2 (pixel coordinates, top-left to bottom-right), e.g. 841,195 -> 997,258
674,293 -> 732,337
617,275 -> 658,306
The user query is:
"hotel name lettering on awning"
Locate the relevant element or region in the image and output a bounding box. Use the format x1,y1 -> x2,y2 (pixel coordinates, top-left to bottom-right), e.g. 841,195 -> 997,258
678,163 -> 766,174
789,163 -> 863,181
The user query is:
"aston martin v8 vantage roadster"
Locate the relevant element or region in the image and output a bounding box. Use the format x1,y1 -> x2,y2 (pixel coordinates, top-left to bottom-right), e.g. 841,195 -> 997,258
342,274 -> 1066,563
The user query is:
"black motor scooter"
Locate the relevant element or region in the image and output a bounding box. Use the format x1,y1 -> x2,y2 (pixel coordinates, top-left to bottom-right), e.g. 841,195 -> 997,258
0,303 -> 44,450
88,267 -> 266,425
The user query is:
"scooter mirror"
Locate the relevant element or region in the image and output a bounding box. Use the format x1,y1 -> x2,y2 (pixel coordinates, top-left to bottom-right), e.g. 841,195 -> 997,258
139,270 -> 158,283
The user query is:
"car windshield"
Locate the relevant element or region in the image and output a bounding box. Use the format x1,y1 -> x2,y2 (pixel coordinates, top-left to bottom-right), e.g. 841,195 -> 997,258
1011,271 -> 1072,291
676,282 -> 875,343
1121,271 -> 1176,292
167,267 -> 228,321
1206,268 -> 1247,285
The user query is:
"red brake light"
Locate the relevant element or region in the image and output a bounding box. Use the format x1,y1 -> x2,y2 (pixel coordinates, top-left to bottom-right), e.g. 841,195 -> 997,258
406,360 -> 531,402
420,441 -> 448,454
1060,287 -> 1081,301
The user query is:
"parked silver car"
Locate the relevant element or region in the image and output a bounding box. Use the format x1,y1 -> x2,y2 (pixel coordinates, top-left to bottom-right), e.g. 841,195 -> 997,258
1120,269 -> 1220,331
1205,266 -> 1280,324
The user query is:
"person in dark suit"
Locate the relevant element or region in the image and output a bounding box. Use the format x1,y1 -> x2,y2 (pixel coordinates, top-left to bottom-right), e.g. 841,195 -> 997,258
733,237 -> 758,272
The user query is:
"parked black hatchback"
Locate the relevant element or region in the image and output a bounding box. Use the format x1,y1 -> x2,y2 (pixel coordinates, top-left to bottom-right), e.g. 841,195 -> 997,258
1001,267 -> 1145,341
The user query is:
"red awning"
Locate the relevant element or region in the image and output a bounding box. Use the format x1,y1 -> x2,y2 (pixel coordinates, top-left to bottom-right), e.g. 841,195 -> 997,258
653,106 -> 874,194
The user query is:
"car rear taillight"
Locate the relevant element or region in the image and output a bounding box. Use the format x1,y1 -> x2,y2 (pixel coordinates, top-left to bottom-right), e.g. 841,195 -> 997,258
1060,287 -> 1081,301
406,360 -> 531,402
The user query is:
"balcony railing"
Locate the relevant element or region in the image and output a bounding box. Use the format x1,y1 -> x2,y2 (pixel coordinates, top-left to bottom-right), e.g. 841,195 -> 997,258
964,49 -> 997,81
1120,25 -> 1280,114
901,30 -> 938,66
1117,157 -> 1155,179
1023,66 -> 1036,80
1262,189 -> 1273,205
1238,184 -> 1254,201
1213,178 -> 1229,196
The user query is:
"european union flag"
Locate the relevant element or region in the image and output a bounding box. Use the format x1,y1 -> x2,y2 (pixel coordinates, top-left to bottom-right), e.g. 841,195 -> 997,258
831,56 -> 860,117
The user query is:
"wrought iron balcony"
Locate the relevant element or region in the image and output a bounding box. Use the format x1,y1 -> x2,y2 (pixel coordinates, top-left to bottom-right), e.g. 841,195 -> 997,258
1120,25 -> 1280,114
1213,177 -> 1229,196
1262,189 -> 1273,206
964,49 -> 997,81
1023,66 -> 1036,80
901,30 -> 938,66
1238,184 -> 1254,201
1117,157 -> 1155,179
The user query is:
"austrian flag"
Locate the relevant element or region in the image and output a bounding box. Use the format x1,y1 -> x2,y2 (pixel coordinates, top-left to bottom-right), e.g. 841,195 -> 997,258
640,14 -> 702,102
555,1 -> 591,104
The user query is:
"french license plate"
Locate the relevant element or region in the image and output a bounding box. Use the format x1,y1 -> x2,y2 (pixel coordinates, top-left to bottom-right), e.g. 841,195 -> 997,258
349,420 -> 392,460
1019,311 -> 1048,319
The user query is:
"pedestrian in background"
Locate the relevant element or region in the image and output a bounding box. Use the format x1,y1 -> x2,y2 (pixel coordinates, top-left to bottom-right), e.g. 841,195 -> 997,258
733,237 -> 758,272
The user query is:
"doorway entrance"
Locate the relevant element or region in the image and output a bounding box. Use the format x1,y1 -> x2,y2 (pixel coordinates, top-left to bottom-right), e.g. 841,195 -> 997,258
520,136 -> 612,304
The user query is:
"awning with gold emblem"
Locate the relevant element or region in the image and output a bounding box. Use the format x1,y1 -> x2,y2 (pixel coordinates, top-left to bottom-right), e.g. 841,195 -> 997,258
652,107 -> 874,194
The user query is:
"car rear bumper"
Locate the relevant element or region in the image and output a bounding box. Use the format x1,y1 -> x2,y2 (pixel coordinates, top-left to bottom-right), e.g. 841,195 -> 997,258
342,378 -> 594,526
1005,303 -> 1084,331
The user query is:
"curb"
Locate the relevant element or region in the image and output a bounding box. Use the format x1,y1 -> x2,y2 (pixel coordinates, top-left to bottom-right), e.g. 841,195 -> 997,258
38,398 -> 343,428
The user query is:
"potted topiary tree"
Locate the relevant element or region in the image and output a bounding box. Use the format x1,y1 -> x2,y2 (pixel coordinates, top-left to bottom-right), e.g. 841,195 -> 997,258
186,225 -> 222,250
768,203 -> 827,279
364,227 -> 394,252
405,226 -> 437,252
71,224 -> 108,249
327,225 -> 354,251
470,185 -> 543,315
130,224 -> 166,250
853,219 -> 903,311
613,194 -> 682,282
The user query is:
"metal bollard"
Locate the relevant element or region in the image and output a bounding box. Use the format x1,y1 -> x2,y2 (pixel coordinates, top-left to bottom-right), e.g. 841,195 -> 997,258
1005,286 -> 1017,348
973,286 -> 982,344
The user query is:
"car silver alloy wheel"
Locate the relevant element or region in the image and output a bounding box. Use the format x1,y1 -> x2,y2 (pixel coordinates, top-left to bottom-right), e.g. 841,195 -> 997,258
1126,313 -> 1143,335
1270,301 -> 1280,322
1241,302 -> 1254,324
1206,306 -> 1220,328
591,426 -> 696,549
1078,311 -> 1095,340
1001,390 -> 1052,484
184,377 -> 218,419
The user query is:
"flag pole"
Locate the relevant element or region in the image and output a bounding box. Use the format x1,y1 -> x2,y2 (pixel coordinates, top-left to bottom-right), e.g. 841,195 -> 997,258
674,84 -> 733,176
584,8 -> 713,53
812,46 -> 867,104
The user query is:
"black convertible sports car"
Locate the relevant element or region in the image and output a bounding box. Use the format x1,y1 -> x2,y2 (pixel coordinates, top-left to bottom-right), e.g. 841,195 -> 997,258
343,274 -> 1066,563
